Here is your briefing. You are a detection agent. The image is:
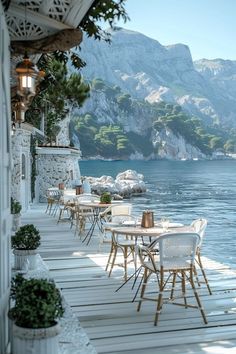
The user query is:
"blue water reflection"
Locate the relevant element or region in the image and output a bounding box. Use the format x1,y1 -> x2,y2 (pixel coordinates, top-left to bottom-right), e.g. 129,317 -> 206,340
80,160 -> 236,268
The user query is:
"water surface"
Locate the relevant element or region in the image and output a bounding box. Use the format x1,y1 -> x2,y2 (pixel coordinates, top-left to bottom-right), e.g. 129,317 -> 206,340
80,160 -> 236,268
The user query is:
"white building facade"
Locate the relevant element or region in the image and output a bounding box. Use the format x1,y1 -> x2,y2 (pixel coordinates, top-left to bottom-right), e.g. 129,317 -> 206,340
0,3 -> 11,353
0,1 -> 95,352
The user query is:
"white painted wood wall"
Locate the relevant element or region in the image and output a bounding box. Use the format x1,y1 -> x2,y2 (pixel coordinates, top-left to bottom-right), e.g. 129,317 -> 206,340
0,3 -> 12,353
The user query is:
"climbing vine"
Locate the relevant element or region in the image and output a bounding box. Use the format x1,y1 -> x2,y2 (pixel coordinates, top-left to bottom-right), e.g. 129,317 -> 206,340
30,136 -> 37,202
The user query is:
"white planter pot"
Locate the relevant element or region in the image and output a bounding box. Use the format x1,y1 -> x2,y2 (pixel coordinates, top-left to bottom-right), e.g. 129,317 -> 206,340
12,214 -> 21,231
13,249 -> 37,270
12,322 -> 61,354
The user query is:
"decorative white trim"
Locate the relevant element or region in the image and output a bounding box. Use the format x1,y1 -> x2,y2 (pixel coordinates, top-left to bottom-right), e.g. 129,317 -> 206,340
6,0 -> 95,41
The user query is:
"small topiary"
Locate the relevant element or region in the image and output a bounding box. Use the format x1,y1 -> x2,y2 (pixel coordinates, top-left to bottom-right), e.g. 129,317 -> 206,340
11,197 -> 22,214
9,274 -> 64,328
12,224 -> 41,250
100,192 -> 112,204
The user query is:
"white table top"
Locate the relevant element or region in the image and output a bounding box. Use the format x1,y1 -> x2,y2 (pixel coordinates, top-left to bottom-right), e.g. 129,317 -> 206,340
79,200 -> 123,208
111,225 -> 193,237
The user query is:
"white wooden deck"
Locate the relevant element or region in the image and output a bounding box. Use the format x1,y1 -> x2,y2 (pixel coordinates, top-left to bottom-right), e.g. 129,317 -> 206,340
22,204 -> 236,354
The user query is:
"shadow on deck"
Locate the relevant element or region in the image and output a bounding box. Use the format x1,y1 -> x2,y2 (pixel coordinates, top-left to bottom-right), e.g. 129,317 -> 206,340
22,204 -> 236,354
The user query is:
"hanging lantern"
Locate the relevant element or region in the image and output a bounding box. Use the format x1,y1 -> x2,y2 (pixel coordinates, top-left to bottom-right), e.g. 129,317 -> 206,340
14,100 -> 26,124
15,53 -> 45,99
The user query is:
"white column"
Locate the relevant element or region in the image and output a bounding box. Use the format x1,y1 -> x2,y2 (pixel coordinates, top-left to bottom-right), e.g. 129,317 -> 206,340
0,3 -> 12,353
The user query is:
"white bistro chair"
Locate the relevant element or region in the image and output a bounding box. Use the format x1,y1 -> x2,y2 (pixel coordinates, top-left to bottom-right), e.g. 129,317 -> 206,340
100,203 -> 134,246
137,232 -> 207,326
72,194 -> 99,237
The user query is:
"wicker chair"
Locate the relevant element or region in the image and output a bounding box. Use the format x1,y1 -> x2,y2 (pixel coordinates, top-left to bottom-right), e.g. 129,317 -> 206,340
100,204 -> 134,246
137,232 -> 207,326
45,188 -> 62,215
106,226 -> 136,281
191,218 -> 212,295
72,194 -> 99,236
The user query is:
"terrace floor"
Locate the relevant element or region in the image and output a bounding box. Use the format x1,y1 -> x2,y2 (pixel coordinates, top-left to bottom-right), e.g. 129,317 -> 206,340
22,204 -> 236,354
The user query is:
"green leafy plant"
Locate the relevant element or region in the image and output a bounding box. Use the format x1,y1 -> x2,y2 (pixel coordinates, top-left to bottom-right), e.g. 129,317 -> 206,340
12,224 -> 41,250
100,192 -> 112,204
11,198 -> 22,214
9,274 -> 64,328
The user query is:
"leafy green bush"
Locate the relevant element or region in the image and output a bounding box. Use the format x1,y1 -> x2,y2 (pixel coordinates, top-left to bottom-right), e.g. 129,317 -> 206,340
12,224 -> 41,250
100,192 -> 112,204
11,198 -> 22,214
9,274 -> 64,328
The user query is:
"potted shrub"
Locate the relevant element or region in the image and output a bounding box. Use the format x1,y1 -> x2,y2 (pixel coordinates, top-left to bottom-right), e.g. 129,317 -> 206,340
9,274 -> 64,354
11,197 -> 22,231
100,192 -> 112,204
12,224 -> 41,270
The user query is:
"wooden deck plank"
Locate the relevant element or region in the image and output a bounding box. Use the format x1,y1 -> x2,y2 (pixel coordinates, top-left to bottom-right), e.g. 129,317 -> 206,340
22,204 -> 236,353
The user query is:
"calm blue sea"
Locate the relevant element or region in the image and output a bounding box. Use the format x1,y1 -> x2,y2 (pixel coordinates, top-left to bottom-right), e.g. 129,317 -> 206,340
80,160 -> 236,269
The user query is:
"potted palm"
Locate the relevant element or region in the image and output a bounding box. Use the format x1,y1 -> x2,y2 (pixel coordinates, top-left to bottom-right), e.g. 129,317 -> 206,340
9,274 -> 64,354
11,197 -> 22,231
12,224 -> 41,270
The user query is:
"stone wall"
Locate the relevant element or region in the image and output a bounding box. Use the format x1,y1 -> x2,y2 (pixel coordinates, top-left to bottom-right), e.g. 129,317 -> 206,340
57,116 -> 70,146
11,128 -> 32,210
36,146 -> 82,202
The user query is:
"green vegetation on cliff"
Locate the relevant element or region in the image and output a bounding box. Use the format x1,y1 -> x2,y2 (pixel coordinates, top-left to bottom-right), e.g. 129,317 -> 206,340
70,79 -> 236,158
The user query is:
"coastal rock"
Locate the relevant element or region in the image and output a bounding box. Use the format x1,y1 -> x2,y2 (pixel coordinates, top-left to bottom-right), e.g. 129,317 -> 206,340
153,128 -> 206,160
86,170 -> 146,197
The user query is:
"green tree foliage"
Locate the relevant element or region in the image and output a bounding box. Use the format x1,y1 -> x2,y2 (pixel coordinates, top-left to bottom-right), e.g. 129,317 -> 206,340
71,114 -> 131,158
94,125 -> 129,156
224,139 -> 236,153
152,102 -> 222,155
26,1 -> 129,140
72,80 -> 232,159
26,59 -> 90,144
209,136 -> 223,150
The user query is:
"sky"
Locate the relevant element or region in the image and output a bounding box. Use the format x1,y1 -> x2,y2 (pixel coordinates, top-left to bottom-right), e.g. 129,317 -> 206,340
117,0 -> 236,61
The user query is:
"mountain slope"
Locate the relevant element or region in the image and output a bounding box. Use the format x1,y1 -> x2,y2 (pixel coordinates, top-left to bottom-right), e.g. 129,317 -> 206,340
70,82 -> 224,160
77,27 -> 236,128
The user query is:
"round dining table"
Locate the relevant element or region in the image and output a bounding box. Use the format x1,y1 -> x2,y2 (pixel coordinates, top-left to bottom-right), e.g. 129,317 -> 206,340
79,200 -> 124,245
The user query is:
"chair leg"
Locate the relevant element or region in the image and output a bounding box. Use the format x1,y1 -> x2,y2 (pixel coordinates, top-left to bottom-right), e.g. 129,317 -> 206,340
181,270 -> 187,308
108,247 -> 117,277
57,209 -> 63,223
123,247 -> 128,281
197,253 -> 212,295
137,268 -> 149,312
189,268 -> 208,324
154,292 -> 163,326
194,265 -> 201,287
170,272 -> 177,299
105,242 -> 115,271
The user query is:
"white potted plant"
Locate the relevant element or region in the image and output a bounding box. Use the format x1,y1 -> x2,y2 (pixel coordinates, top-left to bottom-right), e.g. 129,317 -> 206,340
11,197 -> 22,231
9,274 -> 64,354
12,224 -> 41,270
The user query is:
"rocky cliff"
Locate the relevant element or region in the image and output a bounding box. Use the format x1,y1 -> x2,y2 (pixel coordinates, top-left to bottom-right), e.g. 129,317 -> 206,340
70,86 -> 206,160
77,27 -> 236,128
67,27 -> 236,159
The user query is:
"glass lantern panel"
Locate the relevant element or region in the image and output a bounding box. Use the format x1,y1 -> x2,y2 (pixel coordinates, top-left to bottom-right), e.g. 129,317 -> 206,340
22,75 -> 32,88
